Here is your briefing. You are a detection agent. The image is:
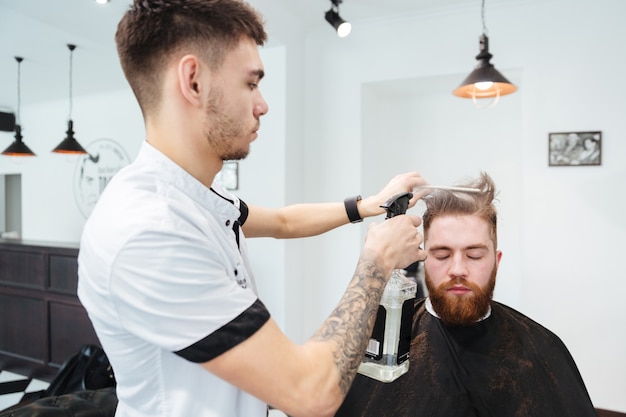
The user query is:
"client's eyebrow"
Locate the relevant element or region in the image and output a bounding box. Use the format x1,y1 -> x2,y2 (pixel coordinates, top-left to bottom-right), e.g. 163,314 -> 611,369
465,244 -> 489,251
428,243 -> 489,252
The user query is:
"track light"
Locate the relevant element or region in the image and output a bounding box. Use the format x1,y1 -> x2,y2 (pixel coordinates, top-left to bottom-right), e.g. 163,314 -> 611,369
325,0 -> 351,38
453,0 -> 516,107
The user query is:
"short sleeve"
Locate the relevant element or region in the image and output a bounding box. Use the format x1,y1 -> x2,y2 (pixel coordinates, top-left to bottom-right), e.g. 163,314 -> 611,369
109,226 -> 268,357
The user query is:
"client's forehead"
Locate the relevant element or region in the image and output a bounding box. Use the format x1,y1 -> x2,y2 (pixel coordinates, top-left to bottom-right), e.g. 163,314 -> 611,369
426,214 -> 492,249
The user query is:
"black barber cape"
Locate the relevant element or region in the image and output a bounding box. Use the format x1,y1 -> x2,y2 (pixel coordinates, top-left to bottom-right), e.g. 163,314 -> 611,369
336,298 -> 597,417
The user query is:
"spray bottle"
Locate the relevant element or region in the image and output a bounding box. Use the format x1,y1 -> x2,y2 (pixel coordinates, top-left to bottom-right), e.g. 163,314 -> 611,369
358,191 -> 417,383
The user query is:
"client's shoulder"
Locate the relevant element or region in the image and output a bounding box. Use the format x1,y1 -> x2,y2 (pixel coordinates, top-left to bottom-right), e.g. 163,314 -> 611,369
491,301 -> 565,344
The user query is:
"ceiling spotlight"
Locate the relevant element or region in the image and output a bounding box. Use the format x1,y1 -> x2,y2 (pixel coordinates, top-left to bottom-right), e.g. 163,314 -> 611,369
95,0 -> 110,4
325,0 -> 351,38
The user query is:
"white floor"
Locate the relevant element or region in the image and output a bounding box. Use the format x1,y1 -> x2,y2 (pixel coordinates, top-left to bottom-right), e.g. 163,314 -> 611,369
0,370 -> 49,411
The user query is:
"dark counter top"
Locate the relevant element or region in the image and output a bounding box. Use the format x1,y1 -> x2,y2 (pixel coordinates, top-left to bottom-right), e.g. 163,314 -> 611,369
0,238 -> 80,250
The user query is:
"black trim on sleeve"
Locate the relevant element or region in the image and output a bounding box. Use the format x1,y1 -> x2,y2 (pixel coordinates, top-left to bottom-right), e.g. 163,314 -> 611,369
174,298 -> 270,363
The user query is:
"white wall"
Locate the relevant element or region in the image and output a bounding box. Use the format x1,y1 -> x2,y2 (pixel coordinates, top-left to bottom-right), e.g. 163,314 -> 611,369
299,0 -> 626,412
240,46 -> 289,331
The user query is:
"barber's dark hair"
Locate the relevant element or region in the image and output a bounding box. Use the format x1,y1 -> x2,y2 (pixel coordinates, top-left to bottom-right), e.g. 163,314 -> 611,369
422,172 -> 498,247
116,0 -> 267,115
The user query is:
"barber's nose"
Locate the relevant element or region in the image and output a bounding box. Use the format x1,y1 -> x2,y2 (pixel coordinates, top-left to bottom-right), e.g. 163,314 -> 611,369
255,94 -> 269,118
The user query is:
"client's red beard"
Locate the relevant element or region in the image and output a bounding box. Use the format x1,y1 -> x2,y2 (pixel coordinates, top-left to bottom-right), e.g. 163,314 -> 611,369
425,267 -> 497,326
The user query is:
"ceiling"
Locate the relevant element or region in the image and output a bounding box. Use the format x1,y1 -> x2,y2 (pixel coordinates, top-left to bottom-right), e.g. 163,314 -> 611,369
0,0 -> 482,111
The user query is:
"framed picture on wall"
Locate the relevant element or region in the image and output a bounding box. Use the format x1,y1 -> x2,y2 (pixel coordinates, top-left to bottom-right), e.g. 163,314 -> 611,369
548,131 -> 602,166
216,161 -> 239,190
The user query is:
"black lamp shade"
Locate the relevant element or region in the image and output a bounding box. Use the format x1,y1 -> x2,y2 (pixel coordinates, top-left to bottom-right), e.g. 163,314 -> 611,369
453,66 -> 517,99
453,34 -> 517,99
53,45 -> 87,155
52,120 -> 87,154
2,125 -> 36,156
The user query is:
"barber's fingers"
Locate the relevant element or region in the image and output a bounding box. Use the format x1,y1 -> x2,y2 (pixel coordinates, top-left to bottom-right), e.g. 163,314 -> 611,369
410,218 -> 427,263
410,187 -> 430,205
375,172 -> 429,210
416,245 -> 427,262
366,215 -> 425,270
406,214 -> 422,228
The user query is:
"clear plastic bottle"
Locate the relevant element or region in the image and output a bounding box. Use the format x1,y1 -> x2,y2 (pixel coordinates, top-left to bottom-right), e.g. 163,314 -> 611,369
358,269 -> 416,382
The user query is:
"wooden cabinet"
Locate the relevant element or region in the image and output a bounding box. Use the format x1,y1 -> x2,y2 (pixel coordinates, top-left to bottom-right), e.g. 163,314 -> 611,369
0,239 -> 100,380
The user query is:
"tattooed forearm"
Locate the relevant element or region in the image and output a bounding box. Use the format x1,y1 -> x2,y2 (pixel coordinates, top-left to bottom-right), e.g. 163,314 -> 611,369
311,258 -> 389,394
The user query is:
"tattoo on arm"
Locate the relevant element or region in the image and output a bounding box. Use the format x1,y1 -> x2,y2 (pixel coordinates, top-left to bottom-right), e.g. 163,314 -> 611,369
311,259 -> 387,394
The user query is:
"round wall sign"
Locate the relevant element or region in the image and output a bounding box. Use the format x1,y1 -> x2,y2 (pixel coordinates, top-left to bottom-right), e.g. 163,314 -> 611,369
73,138 -> 131,218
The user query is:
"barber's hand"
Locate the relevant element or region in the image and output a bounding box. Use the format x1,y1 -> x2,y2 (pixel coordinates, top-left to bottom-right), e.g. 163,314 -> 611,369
361,214 -> 426,274
359,172 -> 429,218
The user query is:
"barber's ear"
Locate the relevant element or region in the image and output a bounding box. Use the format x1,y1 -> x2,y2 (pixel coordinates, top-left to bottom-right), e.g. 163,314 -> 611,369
178,55 -> 203,106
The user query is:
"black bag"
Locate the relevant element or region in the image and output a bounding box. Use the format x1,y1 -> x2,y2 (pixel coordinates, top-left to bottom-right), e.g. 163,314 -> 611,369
43,344 -> 116,397
0,345 -> 116,414
0,387 -> 117,417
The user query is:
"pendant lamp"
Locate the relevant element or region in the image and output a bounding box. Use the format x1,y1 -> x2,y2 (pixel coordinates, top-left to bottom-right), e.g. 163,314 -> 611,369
453,0 -> 516,107
2,57 -> 36,157
52,44 -> 87,154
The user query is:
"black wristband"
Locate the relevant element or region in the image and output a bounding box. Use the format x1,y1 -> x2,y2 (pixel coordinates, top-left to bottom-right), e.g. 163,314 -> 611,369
344,195 -> 363,223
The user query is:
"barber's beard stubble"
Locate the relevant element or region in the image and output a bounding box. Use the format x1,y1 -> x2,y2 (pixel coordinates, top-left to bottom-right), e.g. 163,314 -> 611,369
203,85 -> 249,161
425,266 -> 497,326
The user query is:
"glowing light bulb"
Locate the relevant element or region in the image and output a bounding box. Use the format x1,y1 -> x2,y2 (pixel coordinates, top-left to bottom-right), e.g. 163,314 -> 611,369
337,22 -> 352,38
475,81 -> 493,91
